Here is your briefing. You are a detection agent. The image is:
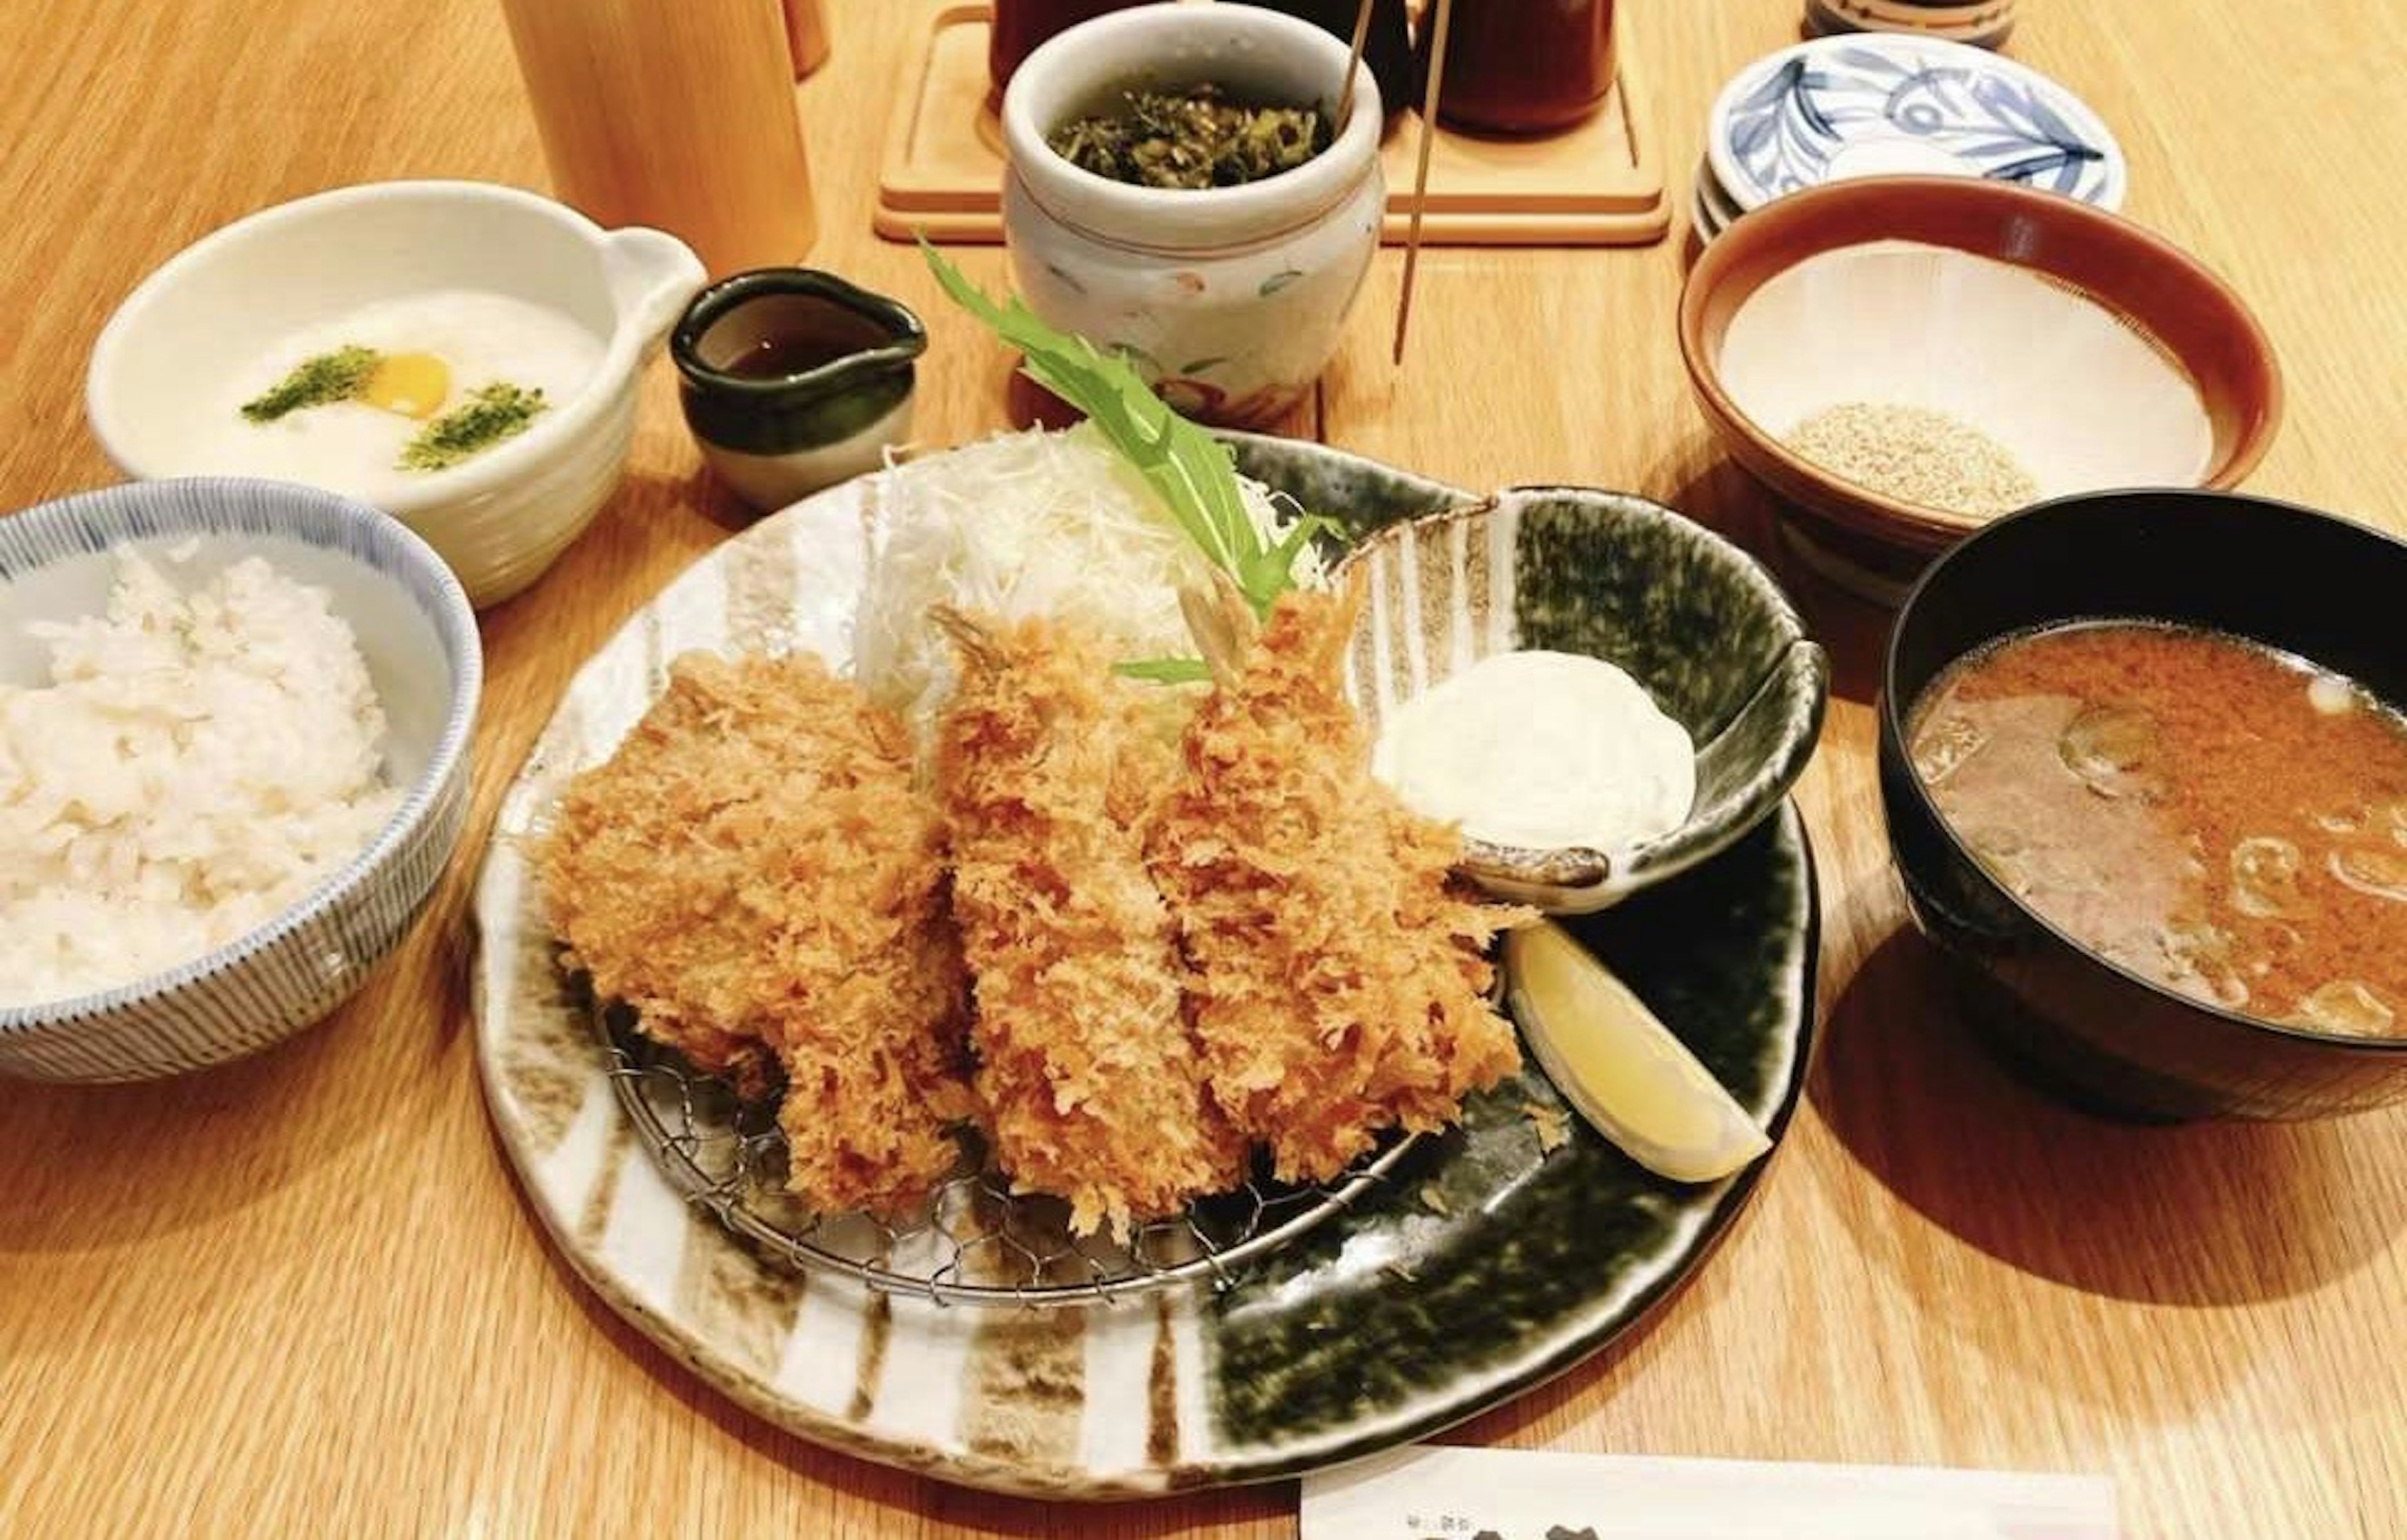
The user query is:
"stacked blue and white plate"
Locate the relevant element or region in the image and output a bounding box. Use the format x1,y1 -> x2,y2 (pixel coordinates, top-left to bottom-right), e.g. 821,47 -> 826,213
1689,33 -> 2125,244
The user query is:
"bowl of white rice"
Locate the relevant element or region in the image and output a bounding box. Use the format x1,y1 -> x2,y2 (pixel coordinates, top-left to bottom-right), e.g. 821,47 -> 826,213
0,477 -> 480,1081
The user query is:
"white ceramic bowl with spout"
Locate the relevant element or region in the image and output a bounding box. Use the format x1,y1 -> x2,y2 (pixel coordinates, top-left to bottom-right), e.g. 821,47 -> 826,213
87,181 -> 706,607
1000,3 -> 1383,429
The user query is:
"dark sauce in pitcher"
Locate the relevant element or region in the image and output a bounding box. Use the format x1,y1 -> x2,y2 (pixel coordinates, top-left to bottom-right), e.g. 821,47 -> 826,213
723,332 -> 854,380
704,293 -> 891,380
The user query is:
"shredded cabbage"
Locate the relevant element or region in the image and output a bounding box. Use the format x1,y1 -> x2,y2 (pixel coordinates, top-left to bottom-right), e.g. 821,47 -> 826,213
853,426 -> 1319,750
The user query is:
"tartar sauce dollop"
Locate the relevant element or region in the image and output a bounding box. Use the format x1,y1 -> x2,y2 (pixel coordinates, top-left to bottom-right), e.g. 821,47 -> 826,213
1371,650 -> 1695,851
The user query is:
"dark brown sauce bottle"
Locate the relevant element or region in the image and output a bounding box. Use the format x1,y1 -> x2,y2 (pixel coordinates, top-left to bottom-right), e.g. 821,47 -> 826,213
987,0 -> 1146,102
1227,0 -> 1413,121
1420,0 -> 1617,135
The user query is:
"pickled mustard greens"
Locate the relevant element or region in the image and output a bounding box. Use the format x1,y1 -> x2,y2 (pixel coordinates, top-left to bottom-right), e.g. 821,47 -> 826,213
397,382 -> 548,471
1048,84 -> 1328,189
240,345 -> 381,422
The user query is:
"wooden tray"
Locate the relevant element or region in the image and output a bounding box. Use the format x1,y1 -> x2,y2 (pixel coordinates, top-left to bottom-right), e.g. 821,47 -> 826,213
876,3 -> 1670,247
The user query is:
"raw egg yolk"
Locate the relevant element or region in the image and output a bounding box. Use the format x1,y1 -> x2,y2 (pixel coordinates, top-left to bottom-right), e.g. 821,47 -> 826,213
361,352 -> 451,420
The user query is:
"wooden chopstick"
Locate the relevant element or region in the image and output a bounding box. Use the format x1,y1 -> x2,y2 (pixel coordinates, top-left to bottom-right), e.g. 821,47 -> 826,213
1335,0 -> 1375,132
1393,0 -> 1453,365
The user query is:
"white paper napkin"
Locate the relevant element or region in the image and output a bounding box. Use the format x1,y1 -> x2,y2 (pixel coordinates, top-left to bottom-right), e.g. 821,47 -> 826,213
1300,1446 -> 2116,1540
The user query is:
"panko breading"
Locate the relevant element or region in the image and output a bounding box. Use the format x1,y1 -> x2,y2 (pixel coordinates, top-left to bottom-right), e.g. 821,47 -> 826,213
1149,584 -> 1524,1183
542,651 -> 974,1218
935,609 -> 1246,1237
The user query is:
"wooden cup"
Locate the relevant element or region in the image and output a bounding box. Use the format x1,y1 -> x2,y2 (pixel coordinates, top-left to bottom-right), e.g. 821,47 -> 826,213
784,0 -> 832,78
500,0 -> 816,276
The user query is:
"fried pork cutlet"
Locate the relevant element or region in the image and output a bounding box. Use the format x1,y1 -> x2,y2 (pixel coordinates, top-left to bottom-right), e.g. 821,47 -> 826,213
933,609 -> 1245,1237
542,651 -> 974,1218
1148,584 -> 1524,1183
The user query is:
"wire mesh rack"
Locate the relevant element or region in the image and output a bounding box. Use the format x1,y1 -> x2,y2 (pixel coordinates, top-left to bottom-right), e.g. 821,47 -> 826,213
595,1004 -> 1415,1309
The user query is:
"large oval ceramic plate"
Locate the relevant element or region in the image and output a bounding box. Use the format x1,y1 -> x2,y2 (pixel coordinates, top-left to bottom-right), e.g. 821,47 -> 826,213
471,435 -> 1818,1497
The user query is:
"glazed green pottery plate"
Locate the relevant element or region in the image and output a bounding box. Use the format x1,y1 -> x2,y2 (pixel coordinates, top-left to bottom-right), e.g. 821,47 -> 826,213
1335,487 -> 1827,911
471,433 -> 1821,1498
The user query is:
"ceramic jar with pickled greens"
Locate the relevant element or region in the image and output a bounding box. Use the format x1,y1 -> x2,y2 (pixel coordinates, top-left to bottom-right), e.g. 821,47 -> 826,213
999,4 -> 1383,430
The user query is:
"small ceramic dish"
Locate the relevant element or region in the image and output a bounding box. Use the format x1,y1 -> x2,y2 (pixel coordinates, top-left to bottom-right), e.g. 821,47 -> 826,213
1000,3 -> 1383,429
1804,0 -> 2018,48
1691,157 -> 1743,242
1691,181 -> 1726,245
1698,160 -> 1744,227
672,269 -> 926,511
1334,488 -> 1830,913
1881,490 -> 2407,1120
1677,176 -> 2282,599
88,181 -> 705,607
0,478 -> 481,1082
1709,34 -> 2121,212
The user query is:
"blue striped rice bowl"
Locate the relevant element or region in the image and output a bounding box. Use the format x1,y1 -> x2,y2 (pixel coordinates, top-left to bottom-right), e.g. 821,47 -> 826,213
0,477 -> 480,1081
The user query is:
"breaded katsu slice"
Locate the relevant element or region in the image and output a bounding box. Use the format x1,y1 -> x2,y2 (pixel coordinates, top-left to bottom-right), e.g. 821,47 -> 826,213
542,650 -> 974,1218
1148,582 -> 1524,1183
933,609 -> 1245,1237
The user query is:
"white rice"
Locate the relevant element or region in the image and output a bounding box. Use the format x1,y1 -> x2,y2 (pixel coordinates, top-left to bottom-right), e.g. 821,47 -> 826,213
0,548 -> 402,1008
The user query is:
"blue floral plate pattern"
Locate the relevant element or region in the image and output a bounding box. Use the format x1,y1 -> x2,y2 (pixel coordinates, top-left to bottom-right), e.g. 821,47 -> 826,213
1707,36 -> 2124,213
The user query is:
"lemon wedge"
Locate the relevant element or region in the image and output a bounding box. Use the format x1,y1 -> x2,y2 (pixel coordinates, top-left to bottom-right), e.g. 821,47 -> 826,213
1503,919 -> 1772,1183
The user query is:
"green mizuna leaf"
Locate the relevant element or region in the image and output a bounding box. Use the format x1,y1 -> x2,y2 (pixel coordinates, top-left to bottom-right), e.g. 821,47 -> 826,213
1240,513 -> 1342,611
921,240 -> 1311,623
1111,656 -> 1215,684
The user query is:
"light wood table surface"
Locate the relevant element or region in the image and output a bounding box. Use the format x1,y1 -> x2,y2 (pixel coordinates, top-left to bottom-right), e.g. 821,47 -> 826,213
3,3 -> 2402,1536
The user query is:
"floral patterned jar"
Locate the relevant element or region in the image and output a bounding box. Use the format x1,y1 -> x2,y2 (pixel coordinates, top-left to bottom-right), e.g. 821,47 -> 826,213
999,3 -> 1384,429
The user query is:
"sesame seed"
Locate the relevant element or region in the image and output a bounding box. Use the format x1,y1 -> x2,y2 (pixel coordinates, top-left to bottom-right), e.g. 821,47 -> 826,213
1783,402 -> 2040,520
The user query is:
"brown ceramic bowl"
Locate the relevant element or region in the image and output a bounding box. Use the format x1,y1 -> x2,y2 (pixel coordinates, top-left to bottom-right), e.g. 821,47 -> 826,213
1677,177 -> 2282,599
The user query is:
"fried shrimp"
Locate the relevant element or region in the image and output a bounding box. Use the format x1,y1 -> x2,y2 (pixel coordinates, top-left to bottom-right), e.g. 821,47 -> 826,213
1148,582 -> 1524,1183
933,608 -> 1245,1237
542,651 -> 973,1218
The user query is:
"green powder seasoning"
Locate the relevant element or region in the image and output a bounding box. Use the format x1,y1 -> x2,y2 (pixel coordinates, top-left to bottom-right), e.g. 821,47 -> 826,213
398,382 -> 548,472
1048,85 -> 1327,190
239,345 -> 380,422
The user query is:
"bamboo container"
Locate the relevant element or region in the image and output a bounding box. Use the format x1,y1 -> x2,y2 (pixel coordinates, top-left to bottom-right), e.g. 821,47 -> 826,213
500,0 -> 816,276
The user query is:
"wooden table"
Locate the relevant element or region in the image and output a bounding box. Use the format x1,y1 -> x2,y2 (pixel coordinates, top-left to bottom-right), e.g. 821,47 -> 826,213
3,3 -> 2401,1535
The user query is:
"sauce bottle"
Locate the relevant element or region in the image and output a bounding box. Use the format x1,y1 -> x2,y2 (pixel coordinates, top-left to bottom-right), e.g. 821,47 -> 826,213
988,0 -> 1146,103
1420,0 -> 1617,135
500,0 -> 817,276
1228,0 -> 1413,122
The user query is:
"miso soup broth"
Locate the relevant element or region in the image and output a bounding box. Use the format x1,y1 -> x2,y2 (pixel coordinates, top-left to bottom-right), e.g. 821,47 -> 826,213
1909,621 -> 2407,1039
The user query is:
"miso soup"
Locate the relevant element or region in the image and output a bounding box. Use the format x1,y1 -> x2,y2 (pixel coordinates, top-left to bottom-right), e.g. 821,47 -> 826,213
1909,621 -> 2407,1039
